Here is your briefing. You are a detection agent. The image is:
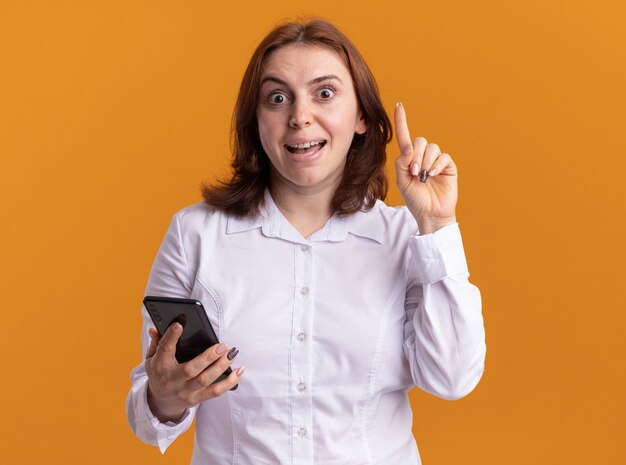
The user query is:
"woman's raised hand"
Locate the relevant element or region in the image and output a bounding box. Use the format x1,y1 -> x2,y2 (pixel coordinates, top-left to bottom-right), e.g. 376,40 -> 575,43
144,323 -> 244,423
394,103 -> 458,234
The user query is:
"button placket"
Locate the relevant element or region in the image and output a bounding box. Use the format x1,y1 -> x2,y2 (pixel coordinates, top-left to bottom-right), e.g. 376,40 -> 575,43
291,242 -> 314,461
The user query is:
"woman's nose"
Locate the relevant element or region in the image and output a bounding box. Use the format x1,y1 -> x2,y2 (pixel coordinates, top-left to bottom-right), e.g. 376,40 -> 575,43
289,99 -> 313,128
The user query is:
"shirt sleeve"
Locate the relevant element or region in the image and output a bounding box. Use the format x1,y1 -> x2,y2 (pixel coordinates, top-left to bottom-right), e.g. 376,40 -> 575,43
402,223 -> 486,400
125,213 -> 197,452
126,361 -> 198,452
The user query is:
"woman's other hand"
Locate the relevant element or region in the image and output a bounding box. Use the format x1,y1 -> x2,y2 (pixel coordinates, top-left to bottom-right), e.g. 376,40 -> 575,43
144,323 -> 244,423
394,102 -> 458,234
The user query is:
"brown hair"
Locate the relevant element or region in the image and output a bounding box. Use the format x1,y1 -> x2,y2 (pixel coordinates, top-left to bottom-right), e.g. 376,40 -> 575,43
201,18 -> 392,217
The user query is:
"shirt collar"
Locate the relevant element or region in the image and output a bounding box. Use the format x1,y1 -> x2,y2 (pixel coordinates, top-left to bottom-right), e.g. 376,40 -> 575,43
226,190 -> 385,244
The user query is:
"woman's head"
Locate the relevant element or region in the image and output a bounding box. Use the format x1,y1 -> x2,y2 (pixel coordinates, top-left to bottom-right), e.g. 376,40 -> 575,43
202,18 -> 391,216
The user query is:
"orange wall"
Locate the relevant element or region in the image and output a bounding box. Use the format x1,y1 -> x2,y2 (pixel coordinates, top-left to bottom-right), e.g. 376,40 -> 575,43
1,1 -> 625,464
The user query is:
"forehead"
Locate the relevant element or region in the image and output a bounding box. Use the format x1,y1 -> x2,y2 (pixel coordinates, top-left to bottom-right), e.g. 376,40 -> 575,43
260,44 -> 351,81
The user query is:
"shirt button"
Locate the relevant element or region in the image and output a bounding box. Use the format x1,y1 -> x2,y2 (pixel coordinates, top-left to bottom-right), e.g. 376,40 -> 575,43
297,382 -> 307,392
300,287 -> 310,296
297,332 -> 305,342
297,427 -> 307,438
301,245 -> 309,252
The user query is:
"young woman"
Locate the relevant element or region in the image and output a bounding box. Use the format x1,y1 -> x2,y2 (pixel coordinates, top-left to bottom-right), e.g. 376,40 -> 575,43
127,18 -> 486,465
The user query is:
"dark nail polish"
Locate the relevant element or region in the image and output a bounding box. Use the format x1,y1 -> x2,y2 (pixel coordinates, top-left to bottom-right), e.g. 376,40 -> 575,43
419,169 -> 428,183
227,347 -> 239,361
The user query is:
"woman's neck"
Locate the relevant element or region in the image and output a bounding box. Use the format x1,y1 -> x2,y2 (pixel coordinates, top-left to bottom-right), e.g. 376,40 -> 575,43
269,182 -> 335,239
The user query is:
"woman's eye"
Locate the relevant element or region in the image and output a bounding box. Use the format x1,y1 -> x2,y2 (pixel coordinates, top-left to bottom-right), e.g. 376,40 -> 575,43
319,88 -> 335,99
268,92 -> 287,104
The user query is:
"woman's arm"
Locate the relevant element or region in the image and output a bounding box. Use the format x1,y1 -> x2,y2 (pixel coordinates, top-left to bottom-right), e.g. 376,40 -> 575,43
394,103 -> 485,398
402,224 -> 485,399
126,211 -> 242,452
126,213 -> 197,451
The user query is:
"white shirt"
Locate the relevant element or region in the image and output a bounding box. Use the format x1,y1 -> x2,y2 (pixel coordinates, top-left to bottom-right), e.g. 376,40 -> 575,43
126,193 -> 486,465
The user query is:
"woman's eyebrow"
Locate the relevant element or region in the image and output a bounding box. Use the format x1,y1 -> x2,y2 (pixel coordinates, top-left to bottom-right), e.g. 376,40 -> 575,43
260,74 -> 342,86
260,76 -> 288,87
309,74 -> 341,85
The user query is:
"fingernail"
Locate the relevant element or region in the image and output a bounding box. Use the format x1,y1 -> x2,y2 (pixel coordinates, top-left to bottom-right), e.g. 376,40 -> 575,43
227,347 -> 239,361
429,168 -> 437,176
236,367 -> 246,376
411,163 -> 420,176
396,102 -> 402,107
419,169 -> 428,183
215,344 -> 227,355
172,322 -> 183,332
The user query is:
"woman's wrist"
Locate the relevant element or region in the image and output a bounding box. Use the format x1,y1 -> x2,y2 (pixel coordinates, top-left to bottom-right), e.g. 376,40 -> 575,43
147,386 -> 188,424
416,216 -> 457,235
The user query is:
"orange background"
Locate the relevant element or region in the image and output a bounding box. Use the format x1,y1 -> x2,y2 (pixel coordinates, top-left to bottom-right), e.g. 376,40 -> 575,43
1,1 -> 625,464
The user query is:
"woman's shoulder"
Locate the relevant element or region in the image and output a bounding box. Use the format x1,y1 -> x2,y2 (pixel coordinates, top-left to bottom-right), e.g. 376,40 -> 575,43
371,200 -> 416,226
371,199 -> 412,218
173,200 -> 216,218
169,201 -> 228,234
354,200 -> 418,239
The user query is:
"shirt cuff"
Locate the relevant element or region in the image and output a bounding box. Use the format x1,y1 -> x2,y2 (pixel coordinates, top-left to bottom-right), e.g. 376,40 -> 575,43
409,223 -> 469,283
136,378 -> 196,453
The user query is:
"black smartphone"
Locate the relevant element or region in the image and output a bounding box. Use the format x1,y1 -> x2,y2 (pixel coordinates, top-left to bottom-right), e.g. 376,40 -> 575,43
143,295 -> 237,390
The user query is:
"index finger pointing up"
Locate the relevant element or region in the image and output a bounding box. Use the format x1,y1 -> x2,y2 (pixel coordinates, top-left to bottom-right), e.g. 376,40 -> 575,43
395,102 -> 413,155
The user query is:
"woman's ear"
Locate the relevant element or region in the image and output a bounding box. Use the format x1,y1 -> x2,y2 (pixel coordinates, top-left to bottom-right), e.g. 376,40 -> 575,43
355,113 -> 366,135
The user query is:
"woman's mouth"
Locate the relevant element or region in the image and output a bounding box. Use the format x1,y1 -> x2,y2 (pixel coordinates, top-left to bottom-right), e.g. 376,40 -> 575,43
285,140 -> 327,156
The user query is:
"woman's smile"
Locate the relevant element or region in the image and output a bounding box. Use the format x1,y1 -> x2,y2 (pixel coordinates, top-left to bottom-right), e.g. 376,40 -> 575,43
284,139 -> 327,160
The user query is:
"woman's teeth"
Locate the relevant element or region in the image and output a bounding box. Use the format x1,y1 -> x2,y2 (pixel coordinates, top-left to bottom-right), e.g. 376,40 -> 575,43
286,140 -> 326,153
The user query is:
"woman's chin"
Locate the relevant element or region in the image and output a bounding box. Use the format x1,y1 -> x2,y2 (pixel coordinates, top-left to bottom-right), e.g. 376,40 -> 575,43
281,171 -> 343,194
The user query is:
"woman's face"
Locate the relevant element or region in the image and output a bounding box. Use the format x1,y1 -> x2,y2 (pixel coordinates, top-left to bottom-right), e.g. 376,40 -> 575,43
256,44 -> 366,196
